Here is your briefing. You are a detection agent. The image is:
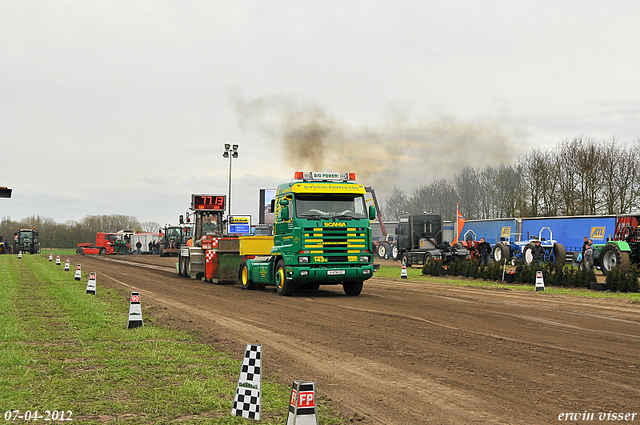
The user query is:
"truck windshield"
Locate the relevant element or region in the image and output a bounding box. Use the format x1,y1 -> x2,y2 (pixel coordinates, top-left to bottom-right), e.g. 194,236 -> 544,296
167,228 -> 180,237
295,194 -> 367,219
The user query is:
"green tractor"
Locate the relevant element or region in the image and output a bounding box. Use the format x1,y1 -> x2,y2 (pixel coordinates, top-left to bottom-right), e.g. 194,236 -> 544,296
13,228 -> 41,255
593,216 -> 639,275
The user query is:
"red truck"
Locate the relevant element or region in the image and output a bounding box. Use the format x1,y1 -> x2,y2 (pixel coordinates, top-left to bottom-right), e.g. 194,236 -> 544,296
77,232 -> 128,255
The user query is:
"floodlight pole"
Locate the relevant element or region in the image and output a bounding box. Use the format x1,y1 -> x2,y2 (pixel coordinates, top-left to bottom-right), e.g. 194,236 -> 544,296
223,144 -> 239,217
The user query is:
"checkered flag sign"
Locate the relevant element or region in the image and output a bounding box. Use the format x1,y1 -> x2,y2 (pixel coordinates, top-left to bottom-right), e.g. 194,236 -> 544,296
231,344 -> 262,420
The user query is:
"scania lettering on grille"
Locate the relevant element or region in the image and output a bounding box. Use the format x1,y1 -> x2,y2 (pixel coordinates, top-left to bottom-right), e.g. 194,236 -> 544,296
324,222 -> 347,227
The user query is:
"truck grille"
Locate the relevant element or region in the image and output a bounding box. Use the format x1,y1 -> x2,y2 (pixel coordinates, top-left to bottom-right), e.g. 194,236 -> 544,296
303,227 -> 367,255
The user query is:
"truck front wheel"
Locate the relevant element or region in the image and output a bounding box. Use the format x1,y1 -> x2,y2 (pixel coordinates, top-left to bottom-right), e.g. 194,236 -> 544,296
275,260 -> 294,296
343,281 -> 363,296
99,248 -> 107,255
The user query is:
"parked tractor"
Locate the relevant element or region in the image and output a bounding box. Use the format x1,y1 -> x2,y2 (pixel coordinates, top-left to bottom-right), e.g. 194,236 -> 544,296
592,216 -> 640,275
159,225 -> 192,257
492,227 -> 566,265
13,228 -> 41,254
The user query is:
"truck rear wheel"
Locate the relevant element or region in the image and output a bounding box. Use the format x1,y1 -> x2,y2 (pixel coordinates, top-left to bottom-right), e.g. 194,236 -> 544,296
240,262 -> 255,290
343,281 -> 363,296
76,248 -> 84,255
600,243 -> 631,275
99,248 -> 106,255
275,260 -> 294,296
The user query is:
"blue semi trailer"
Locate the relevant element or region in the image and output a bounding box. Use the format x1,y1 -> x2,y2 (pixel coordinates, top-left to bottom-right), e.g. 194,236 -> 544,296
460,215 -> 617,265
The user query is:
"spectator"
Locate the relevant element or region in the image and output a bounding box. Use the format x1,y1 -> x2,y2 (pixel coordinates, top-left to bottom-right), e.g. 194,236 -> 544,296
136,240 -> 142,255
478,238 -> 492,266
584,239 -> 594,269
532,239 -> 545,265
148,240 -> 153,254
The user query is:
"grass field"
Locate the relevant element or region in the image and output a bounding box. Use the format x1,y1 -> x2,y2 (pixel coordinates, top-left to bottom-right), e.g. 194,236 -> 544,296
0,255 -> 346,424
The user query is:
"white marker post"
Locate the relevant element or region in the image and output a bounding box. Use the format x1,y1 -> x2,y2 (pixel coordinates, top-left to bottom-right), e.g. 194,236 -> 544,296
535,270 -> 545,292
74,265 -> 82,281
287,381 -> 319,425
56,255 -> 61,266
86,272 -> 96,295
64,260 -> 70,271
127,292 -> 143,329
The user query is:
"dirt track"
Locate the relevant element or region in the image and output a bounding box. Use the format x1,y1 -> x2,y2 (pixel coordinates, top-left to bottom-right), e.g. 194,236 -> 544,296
73,255 -> 640,424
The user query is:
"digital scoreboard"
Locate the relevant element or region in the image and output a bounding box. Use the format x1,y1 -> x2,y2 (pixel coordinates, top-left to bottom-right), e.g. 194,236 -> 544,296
191,194 -> 226,211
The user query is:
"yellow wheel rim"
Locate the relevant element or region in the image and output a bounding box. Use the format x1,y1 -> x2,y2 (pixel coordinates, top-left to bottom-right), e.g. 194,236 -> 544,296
242,266 -> 248,285
276,268 -> 285,289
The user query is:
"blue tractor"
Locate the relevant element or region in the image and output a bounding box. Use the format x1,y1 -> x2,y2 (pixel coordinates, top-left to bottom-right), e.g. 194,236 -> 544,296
492,227 -> 566,265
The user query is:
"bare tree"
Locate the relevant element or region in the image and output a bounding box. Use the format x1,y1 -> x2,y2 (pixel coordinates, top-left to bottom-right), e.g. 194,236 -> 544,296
141,221 -> 162,233
493,164 -> 523,218
454,166 -> 482,219
382,187 -> 408,221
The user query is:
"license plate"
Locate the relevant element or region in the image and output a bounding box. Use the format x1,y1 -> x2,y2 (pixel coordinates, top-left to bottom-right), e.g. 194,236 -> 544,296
327,270 -> 345,276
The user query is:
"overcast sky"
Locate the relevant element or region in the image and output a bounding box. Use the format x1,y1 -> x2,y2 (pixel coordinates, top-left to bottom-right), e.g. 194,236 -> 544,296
2,1 -> 640,226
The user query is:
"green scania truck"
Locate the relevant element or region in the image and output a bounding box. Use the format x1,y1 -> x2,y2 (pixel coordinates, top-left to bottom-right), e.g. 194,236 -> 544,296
240,172 -> 378,296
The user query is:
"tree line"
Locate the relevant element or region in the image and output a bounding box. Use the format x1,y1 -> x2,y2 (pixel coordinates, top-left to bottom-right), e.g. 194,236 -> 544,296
382,136 -> 640,222
0,214 -> 161,249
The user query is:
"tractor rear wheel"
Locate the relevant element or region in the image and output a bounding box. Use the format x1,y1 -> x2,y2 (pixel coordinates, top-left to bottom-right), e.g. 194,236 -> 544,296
377,243 -> 388,259
391,244 -> 399,261
600,244 -> 631,275
493,242 -> 510,262
275,260 -> 294,296
522,243 -> 535,265
553,243 -> 567,264
185,257 -> 192,278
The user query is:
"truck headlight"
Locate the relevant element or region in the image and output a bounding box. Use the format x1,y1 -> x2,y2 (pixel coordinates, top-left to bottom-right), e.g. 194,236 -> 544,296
360,256 -> 370,263
363,269 -> 371,275
300,270 -> 309,276
298,256 -> 310,264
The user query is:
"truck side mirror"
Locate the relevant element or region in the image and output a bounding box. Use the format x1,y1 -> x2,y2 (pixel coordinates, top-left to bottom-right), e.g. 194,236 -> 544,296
369,205 -> 376,221
179,215 -> 183,224
279,198 -> 289,206
280,205 -> 289,221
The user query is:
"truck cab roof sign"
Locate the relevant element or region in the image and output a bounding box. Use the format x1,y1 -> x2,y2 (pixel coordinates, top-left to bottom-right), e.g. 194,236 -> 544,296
298,172 -> 355,182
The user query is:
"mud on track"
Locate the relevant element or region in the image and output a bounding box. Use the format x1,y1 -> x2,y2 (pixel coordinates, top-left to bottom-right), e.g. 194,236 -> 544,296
74,255 -> 640,424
